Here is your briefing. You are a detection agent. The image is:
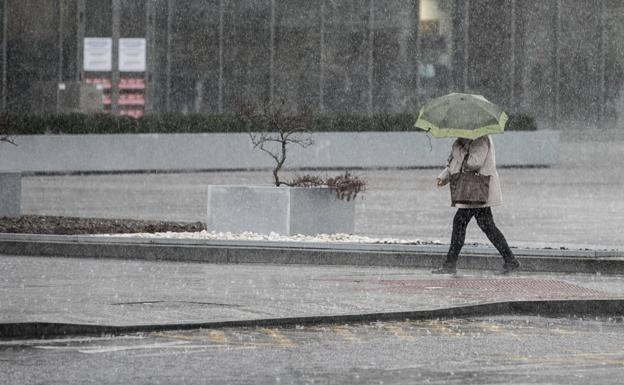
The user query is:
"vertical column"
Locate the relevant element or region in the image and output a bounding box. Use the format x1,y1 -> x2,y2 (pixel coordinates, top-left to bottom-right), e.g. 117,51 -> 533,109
1,0 -> 7,112
57,0 -> 65,113
111,0 -> 120,114
367,0 -> 374,115
76,0 -> 86,82
218,0 -> 224,113
145,0 -> 155,113
319,0 -> 325,113
269,0 -> 275,108
599,0 -> 606,127
463,0 -> 470,91
510,0 -> 516,109
553,0 -> 561,129
414,0 -> 421,103
194,81 -> 203,112
165,0 -> 174,112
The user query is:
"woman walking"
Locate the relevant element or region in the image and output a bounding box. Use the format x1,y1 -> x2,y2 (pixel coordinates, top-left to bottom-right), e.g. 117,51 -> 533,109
432,135 -> 520,275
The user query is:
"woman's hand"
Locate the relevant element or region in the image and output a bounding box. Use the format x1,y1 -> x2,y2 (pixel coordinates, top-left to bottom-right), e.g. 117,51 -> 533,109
436,178 -> 446,188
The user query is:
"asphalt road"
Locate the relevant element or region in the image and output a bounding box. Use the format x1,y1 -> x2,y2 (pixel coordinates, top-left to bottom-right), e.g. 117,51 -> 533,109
19,130 -> 624,250
3,316 -> 624,385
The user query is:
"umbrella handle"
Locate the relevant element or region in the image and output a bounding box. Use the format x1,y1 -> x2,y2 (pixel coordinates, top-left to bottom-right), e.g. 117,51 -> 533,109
425,131 -> 432,152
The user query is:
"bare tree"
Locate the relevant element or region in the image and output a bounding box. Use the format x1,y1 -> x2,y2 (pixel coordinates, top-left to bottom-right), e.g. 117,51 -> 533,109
243,100 -> 314,186
241,100 -> 367,199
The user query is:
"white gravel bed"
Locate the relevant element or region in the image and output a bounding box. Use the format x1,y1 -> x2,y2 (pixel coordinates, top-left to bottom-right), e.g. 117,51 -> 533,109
102,230 -> 443,245
99,231 -> 622,252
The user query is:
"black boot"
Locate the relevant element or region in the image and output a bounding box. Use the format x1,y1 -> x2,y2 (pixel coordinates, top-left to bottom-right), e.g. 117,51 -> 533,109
499,259 -> 521,275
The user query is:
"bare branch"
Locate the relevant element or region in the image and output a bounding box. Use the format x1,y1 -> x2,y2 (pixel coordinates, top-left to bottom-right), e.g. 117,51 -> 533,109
284,133 -> 313,148
252,136 -> 286,145
243,98 -> 316,186
257,142 -> 280,164
0,136 -> 17,146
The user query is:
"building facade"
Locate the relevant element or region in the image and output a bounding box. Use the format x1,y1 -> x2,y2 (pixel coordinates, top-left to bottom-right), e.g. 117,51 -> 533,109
1,0 -> 624,129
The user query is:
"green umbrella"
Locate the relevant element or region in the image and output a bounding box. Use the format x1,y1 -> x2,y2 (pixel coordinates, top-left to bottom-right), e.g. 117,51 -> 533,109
414,93 -> 508,139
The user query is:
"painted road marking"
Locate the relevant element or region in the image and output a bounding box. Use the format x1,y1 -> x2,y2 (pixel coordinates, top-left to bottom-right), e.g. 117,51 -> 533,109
150,331 -> 199,341
415,319 -> 461,337
19,319 -> 622,358
129,346 -> 257,358
151,329 -> 275,348
34,341 -> 190,353
208,330 -> 227,344
383,323 -> 416,341
476,321 -> 523,341
0,335 -> 147,347
331,325 -> 361,343
259,328 -> 297,348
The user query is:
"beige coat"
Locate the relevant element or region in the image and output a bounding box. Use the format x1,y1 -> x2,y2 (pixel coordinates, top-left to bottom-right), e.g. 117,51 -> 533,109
437,135 -> 503,208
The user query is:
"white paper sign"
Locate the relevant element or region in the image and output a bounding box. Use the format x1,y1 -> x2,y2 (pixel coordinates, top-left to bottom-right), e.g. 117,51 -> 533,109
84,37 -> 113,72
119,38 -> 146,72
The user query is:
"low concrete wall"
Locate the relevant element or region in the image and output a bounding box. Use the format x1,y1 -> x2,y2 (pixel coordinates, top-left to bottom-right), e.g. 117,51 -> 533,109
0,131 -> 559,173
0,172 -> 21,218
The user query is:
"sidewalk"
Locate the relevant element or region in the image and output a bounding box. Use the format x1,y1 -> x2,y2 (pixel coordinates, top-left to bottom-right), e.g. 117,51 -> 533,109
3,253 -> 624,339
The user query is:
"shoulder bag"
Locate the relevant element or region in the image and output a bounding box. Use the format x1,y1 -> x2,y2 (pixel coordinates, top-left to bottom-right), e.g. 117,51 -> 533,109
449,152 -> 490,205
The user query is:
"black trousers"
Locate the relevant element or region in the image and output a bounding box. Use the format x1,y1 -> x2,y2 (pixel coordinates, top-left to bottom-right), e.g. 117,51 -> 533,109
444,207 -> 515,266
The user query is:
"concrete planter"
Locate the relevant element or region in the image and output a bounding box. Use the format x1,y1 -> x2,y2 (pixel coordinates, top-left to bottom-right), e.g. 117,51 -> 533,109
0,172 -> 21,218
207,185 -> 355,235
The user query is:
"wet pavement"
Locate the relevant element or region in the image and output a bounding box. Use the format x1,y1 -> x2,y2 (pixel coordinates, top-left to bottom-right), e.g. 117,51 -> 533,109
3,255 -> 624,329
4,130 -> 624,383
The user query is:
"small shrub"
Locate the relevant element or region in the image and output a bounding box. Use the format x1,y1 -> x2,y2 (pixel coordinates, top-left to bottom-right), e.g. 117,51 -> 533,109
2,110 -> 530,136
289,172 -> 366,201
325,171 -> 367,201
0,112 -> 418,135
288,174 -> 325,188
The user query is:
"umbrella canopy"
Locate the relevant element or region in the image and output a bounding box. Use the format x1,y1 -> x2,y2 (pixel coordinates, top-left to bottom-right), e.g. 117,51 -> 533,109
414,93 -> 508,139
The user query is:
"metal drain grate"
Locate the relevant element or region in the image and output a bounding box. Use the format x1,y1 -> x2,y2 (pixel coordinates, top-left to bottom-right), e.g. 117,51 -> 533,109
378,278 -> 613,299
367,278 -> 617,301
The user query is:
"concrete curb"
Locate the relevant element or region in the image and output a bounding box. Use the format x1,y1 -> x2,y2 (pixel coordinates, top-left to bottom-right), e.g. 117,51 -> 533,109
0,234 -> 623,275
2,299 -> 623,339
1,233 -> 622,258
